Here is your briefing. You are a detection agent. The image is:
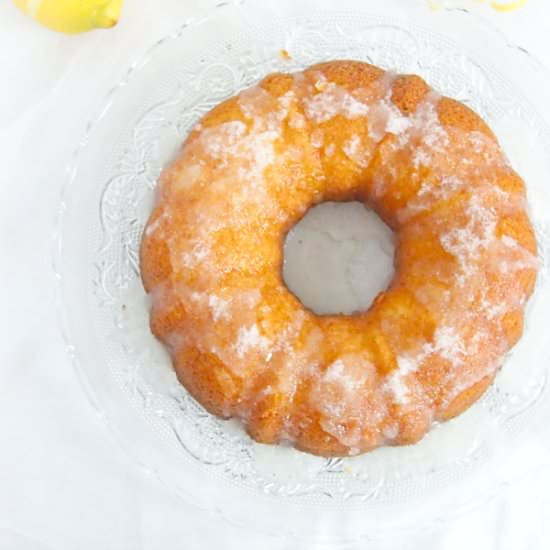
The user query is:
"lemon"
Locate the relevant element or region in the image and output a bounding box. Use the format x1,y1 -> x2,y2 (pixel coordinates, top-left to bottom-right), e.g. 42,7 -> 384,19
490,0 -> 527,12
13,0 -> 124,34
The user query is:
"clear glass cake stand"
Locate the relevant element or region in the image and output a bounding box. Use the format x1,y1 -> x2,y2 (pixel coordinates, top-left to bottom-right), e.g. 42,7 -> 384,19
55,0 -> 550,543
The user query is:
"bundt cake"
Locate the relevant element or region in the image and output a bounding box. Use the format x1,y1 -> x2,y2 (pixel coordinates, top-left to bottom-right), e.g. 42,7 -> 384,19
140,60 -> 538,456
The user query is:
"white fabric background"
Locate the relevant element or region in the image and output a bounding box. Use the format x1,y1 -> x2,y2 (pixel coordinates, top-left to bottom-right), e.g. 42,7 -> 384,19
1,1 -> 549,548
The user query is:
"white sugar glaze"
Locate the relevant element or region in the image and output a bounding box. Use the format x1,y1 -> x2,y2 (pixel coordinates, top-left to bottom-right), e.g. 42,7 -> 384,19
142,63 -> 538,455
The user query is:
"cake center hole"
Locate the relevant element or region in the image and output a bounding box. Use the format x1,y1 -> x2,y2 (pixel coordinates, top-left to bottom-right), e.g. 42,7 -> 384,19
283,202 -> 395,315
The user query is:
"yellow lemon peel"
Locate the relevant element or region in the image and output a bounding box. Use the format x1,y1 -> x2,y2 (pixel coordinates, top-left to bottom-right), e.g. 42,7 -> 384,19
426,0 -> 527,11
13,0 -> 124,34
490,0 -> 527,12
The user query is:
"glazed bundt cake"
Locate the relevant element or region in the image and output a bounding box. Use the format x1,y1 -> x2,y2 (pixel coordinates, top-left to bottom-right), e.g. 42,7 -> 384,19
140,61 -> 538,456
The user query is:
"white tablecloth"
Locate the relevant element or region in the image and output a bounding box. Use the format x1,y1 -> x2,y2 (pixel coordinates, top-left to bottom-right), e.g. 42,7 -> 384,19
1,1 -> 549,548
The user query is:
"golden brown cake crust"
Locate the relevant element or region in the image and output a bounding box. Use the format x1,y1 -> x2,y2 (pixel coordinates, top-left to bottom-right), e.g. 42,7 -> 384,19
140,60 -> 538,456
